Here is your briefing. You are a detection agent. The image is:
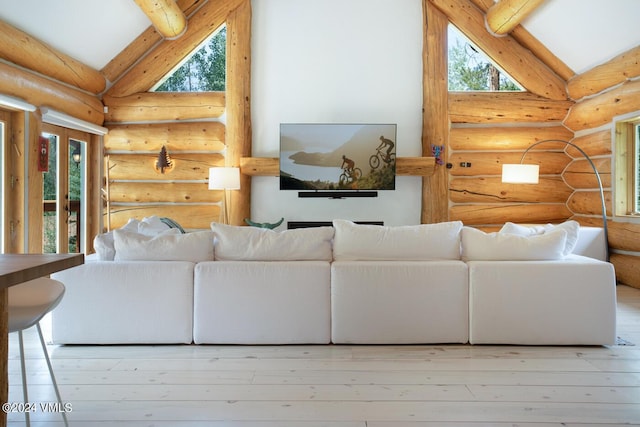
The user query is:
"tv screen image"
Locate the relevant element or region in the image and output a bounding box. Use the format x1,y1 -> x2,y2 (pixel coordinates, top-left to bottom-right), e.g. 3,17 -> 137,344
279,123 -> 397,191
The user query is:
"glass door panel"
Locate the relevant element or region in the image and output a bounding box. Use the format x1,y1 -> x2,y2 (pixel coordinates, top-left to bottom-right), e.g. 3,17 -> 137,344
68,140 -> 85,252
42,133 -> 59,253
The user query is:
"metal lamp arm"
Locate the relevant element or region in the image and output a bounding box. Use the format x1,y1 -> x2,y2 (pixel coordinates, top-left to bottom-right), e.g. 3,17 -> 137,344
519,139 -> 609,261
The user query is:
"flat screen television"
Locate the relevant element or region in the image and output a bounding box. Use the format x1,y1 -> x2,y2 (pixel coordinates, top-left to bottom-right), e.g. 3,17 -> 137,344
279,123 -> 397,191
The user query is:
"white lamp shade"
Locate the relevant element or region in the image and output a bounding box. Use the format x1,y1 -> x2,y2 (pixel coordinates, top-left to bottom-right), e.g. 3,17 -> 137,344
208,167 -> 241,190
501,164 -> 539,184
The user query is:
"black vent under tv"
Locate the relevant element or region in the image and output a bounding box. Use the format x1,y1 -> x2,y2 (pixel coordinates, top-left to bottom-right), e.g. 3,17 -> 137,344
288,221 -> 384,229
298,191 -> 378,199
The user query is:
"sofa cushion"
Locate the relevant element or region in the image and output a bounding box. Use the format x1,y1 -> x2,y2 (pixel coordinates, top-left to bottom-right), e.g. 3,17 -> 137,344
211,223 -> 334,261
332,219 -> 463,261
461,226 -> 567,261
500,220 -> 579,256
113,229 -> 213,262
93,216 -> 181,261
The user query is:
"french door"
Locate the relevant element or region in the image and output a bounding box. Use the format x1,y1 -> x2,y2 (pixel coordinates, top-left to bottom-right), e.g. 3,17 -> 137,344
41,124 -> 88,253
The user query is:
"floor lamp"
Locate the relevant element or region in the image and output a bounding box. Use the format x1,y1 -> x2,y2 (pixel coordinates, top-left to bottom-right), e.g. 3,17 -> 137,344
501,139 -> 609,261
208,167 -> 241,224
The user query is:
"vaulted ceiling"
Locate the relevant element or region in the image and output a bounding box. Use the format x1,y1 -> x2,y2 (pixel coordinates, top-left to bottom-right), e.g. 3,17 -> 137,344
0,0 -> 639,86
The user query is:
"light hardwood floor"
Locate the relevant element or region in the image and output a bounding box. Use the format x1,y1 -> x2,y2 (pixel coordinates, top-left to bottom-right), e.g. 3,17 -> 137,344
7,285 -> 640,426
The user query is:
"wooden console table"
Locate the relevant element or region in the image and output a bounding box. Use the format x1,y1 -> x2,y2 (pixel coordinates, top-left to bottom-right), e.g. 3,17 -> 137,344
0,253 -> 84,427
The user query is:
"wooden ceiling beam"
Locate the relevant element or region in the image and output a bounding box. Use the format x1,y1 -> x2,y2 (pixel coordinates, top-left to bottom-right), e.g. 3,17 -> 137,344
486,0 -> 545,36
101,0 -> 202,84
133,0 -> 187,39
0,19 -> 105,94
469,0 -> 574,81
0,61 -> 104,125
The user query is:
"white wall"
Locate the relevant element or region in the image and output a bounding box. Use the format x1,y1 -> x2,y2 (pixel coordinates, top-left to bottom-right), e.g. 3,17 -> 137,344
250,0 -> 424,227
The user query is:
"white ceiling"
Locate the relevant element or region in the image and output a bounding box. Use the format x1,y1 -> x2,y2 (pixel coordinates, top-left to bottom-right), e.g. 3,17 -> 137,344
0,0 -> 150,70
0,0 -> 638,75
522,0 -> 640,74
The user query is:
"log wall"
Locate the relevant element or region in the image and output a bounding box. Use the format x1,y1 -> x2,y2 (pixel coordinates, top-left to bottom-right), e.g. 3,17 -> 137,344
103,117 -> 226,230
562,47 -> 640,289
102,0 -> 252,230
447,92 -> 574,226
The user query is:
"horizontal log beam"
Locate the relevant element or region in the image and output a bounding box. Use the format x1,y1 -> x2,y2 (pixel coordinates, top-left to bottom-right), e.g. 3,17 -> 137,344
0,20 -> 105,94
566,130 -> 611,158
564,79 -> 640,131
610,253 -> 640,289
108,181 -> 217,204
107,153 -> 223,180
567,190 -> 612,216
450,126 -> 573,150
608,221 -> 640,253
450,203 -> 572,225
577,217 -> 640,253
486,0 -> 545,36
447,151 -> 570,176
105,122 -> 225,152
240,157 -> 278,176
562,158 -> 611,189
450,176 -> 571,203
429,0 -> 567,100
238,157 -> 437,177
568,45 -> 640,101
134,0 -> 187,39
108,204 -> 218,230
396,157 -> 436,176
449,92 -> 573,124
103,92 -> 225,123
0,61 -> 104,125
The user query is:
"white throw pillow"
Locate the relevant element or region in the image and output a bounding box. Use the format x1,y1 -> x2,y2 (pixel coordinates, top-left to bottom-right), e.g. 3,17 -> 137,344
211,223 -> 334,261
462,226 -> 568,261
332,219 -> 463,261
499,222 -> 547,236
138,215 -> 171,235
113,229 -> 213,262
93,232 -> 116,261
548,221 -> 580,256
500,220 -> 579,256
94,227 -> 180,261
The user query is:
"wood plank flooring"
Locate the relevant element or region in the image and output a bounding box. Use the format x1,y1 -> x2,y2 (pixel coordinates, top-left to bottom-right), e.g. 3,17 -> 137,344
6,285 -> 640,426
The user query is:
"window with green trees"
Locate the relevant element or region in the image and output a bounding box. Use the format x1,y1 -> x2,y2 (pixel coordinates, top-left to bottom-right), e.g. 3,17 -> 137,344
448,24 -> 522,92
613,114 -> 640,220
153,26 -> 226,92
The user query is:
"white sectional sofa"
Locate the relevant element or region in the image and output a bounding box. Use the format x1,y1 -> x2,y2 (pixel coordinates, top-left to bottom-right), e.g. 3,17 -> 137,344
51,260 -> 194,344
50,218 -> 617,346
193,260 -> 331,344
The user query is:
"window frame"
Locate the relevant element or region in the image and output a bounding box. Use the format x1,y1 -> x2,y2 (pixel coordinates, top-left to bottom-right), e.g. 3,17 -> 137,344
613,111 -> 640,222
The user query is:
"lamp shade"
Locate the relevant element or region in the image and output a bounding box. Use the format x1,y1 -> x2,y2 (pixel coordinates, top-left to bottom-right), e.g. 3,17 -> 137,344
501,164 -> 539,184
208,167 -> 241,190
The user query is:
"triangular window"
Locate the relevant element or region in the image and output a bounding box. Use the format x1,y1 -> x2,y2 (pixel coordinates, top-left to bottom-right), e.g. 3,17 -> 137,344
153,25 -> 226,92
448,24 -> 523,92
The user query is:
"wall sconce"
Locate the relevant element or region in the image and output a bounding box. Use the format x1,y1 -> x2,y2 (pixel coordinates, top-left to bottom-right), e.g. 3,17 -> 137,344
501,139 -> 609,261
154,145 -> 174,174
208,167 -> 241,224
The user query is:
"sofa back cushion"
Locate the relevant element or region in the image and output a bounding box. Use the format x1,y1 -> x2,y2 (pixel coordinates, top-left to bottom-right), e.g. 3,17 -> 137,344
113,230 -> 214,262
332,219 -> 463,261
212,223 -> 334,261
499,220 -> 579,257
461,226 -> 568,261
